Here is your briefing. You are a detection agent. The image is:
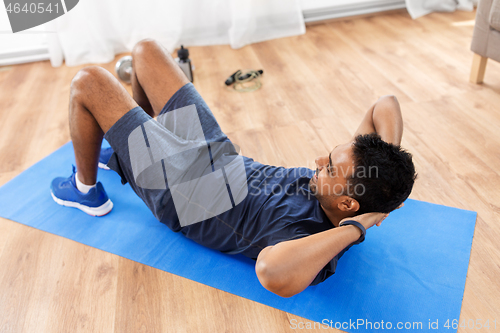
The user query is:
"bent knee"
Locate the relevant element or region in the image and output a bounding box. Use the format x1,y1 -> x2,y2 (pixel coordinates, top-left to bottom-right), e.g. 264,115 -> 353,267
70,66 -> 111,92
132,38 -> 162,58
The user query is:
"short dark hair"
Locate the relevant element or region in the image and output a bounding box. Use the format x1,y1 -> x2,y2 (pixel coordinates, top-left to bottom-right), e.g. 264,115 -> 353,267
349,133 -> 417,214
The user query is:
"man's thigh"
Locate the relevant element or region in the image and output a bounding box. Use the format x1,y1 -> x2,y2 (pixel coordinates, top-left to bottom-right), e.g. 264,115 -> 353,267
132,39 -> 190,116
72,66 -> 139,133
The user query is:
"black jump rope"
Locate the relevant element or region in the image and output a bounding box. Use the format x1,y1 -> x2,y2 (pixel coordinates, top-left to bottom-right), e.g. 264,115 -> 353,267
225,69 -> 264,92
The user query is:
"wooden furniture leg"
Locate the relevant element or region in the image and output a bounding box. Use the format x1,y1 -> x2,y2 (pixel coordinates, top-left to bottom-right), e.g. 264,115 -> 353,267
470,53 -> 488,84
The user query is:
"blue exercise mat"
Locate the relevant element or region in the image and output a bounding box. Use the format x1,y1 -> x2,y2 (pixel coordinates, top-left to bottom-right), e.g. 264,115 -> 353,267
0,142 -> 477,333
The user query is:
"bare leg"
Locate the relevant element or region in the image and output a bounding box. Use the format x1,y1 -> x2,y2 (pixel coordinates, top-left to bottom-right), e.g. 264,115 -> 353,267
69,66 -> 137,185
130,66 -> 154,117
129,39 -> 189,117
69,39 -> 188,185
69,88 -> 103,185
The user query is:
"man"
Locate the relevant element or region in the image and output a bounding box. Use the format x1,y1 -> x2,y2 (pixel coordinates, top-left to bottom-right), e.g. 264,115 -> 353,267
50,39 -> 416,298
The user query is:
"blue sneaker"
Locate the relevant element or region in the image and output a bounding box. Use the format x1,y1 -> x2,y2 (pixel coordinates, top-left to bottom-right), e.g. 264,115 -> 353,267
50,166 -> 113,216
99,147 -> 114,170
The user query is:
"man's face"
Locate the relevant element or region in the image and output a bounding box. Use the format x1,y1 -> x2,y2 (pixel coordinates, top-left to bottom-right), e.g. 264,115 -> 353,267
309,142 -> 356,208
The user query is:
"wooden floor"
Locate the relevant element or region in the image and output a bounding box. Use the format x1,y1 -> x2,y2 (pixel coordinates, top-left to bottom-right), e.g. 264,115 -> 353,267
1,9 -> 500,333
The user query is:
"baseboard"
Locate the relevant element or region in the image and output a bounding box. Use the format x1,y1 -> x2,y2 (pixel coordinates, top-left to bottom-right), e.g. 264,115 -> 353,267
303,0 -> 407,23
0,46 -> 50,66
305,8 -> 408,26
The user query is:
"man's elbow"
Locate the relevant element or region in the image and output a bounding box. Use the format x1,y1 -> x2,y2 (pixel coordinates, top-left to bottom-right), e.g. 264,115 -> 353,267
377,95 -> 400,109
255,260 -> 298,298
379,94 -> 397,101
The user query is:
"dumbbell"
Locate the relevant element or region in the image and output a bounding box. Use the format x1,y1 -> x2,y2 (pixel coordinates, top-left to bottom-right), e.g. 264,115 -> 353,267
115,55 -> 133,84
115,48 -> 193,83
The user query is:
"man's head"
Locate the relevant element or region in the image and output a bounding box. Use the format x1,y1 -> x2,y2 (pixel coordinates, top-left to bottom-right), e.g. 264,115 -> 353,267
309,133 -> 416,217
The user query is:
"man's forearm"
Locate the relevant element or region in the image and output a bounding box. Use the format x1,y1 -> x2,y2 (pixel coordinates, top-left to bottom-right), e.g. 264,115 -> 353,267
255,225 -> 361,297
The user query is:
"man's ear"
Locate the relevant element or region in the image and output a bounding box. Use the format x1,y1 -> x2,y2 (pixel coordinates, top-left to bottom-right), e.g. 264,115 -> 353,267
337,196 -> 360,213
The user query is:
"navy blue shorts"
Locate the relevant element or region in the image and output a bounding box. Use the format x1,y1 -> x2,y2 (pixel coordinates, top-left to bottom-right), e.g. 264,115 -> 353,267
104,82 -> 231,231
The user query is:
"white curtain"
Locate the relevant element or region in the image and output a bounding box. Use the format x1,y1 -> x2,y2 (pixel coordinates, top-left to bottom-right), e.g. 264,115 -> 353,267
406,0 -> 476,19
46,0 -> 305,67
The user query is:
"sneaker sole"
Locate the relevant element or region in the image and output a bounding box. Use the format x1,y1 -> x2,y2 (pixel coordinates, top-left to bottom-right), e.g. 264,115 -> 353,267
98,162 -> 110,170
50,192 -> 113,217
